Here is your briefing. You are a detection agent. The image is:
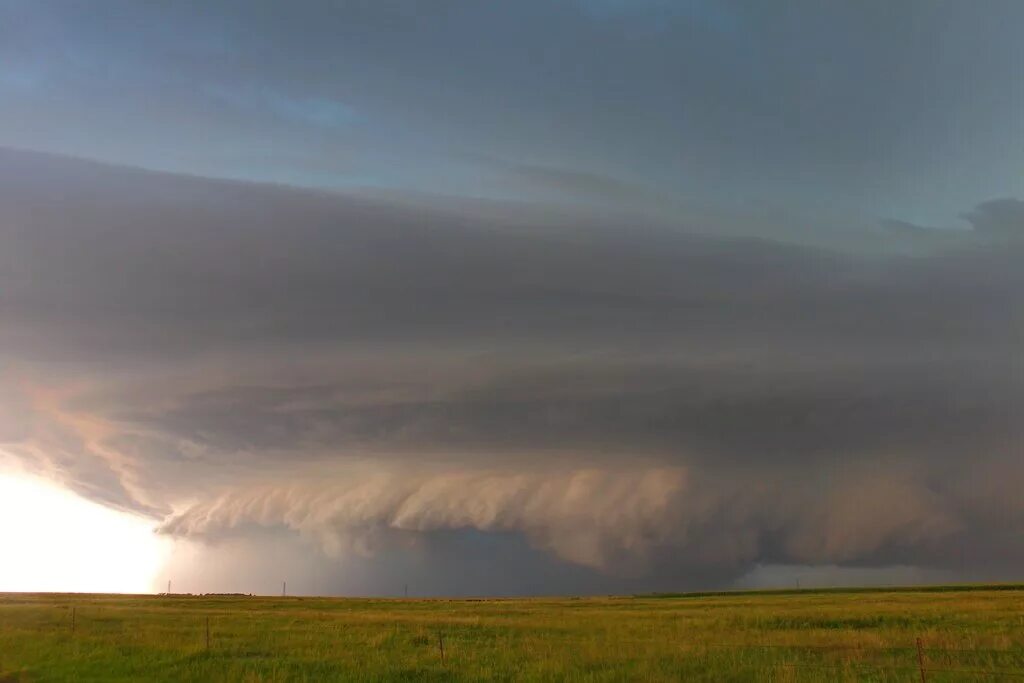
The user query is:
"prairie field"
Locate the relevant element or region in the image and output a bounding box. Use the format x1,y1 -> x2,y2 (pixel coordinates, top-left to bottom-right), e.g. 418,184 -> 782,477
1,586 -> 1023,681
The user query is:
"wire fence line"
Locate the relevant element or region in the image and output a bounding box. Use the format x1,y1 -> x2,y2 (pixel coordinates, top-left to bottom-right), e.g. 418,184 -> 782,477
22,605 -> 1024,679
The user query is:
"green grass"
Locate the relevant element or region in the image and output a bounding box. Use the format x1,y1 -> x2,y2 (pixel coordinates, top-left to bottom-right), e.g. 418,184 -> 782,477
2,586 -> 1023,681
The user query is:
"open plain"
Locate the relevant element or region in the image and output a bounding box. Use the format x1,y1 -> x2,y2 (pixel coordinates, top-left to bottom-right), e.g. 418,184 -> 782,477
1,586 -> 1023,681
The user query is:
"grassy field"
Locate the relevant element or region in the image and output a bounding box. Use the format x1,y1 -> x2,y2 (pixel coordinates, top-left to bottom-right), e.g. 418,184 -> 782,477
1,586 -> 1023,681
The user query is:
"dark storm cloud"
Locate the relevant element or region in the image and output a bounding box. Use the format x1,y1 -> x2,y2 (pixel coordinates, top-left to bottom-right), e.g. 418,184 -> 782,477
1,149 -> 1022,590
2,148 -> 1015,360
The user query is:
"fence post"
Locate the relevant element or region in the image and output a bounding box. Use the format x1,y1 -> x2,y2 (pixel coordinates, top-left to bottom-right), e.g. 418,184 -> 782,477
71,606 -> 75,634
438,632 -> 445,666
206,616 -> 210,651
916,637 -> 927,683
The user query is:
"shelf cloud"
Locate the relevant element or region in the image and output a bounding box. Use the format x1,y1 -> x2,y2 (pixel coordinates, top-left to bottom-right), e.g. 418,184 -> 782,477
1,147 -> 1021,592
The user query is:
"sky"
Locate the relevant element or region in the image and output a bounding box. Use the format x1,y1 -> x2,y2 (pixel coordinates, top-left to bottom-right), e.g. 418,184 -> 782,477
0,0 -> 1022,595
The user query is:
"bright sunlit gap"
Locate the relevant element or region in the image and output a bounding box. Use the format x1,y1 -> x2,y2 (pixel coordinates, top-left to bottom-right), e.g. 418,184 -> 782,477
0,468 -> 172,593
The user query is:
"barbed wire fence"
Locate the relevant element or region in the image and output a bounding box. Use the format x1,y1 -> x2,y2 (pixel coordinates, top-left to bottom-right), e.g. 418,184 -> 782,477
11,602 -> 1024,680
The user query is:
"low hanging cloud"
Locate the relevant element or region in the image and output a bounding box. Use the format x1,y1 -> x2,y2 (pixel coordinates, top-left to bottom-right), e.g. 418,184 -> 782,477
1,147 -> 1022,592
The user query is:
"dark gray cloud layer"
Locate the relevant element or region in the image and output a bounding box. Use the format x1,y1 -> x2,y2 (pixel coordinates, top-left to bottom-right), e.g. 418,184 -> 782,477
1,148 -> 1022,592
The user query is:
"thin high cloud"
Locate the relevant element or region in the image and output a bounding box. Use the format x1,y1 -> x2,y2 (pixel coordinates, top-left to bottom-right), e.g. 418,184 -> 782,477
3,1 -> 1023,222
1,148 -> 1021,592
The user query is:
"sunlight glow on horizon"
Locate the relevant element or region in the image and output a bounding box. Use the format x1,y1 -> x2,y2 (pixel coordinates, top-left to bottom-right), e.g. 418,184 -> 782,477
0,469 -> 172,593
